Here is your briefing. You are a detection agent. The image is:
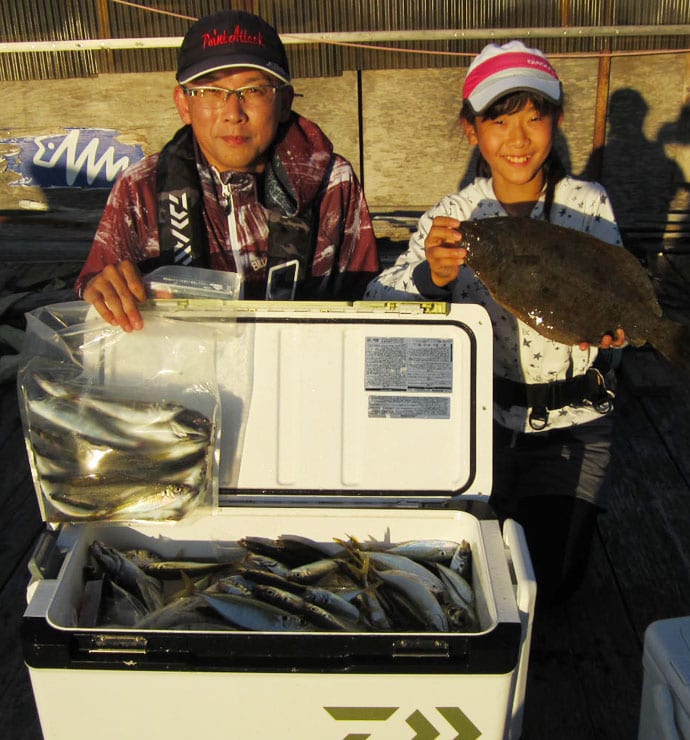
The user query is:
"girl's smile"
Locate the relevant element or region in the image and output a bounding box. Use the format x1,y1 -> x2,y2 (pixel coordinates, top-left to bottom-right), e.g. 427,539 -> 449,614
463,101 -> 562,207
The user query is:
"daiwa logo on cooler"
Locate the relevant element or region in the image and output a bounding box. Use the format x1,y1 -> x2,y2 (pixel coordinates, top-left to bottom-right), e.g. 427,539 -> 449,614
324,705 -> 481,739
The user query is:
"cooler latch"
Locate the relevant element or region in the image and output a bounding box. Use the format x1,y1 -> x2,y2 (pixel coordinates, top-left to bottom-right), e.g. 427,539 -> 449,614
86,634 -> 148,655
392,638 -> 452,659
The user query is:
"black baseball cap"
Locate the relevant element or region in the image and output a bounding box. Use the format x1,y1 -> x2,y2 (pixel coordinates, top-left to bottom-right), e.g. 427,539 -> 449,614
177,10 -> 290,85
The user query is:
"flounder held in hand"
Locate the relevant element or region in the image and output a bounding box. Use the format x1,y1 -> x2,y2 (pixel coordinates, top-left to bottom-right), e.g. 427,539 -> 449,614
460,217 -> 690,371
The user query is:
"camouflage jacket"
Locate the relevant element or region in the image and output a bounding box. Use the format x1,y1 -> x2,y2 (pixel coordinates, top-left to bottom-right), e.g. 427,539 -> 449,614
76,114 -> 379,300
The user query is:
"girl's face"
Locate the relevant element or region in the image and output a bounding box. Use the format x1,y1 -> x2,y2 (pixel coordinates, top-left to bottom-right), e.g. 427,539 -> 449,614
463,100 -> 562,202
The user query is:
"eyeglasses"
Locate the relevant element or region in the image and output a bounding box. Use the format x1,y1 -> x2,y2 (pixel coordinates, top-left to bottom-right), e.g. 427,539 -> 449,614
181,83 -> 286,110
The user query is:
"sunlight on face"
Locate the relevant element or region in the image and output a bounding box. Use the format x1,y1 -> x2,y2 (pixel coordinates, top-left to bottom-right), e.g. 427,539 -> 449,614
174,68 -> 293,173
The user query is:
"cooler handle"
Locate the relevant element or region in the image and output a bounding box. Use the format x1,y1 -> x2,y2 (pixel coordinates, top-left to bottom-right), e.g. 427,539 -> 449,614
28,528 -> 63,581
502,518 -> 537,740
502,518 -> 536,616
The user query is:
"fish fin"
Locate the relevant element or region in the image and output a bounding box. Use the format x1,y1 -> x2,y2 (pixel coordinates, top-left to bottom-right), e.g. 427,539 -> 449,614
652,319 -> 690,375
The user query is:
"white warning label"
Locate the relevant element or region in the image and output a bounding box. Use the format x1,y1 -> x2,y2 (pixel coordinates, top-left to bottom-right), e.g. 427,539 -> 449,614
368,395 -> 451,419
365,336 -> 453,392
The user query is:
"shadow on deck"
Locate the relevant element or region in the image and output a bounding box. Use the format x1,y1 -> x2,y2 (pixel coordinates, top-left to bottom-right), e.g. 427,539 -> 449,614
1,343 -> 689,740
1,209 -> 689,738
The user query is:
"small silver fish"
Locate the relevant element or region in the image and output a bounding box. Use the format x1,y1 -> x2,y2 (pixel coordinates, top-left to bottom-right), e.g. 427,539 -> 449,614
31,372 -> 190,428
100,580 -> 149,627
106,484 -> 198,521
287,558 -> 341,584
367,552 -> 444,594
385,539 -> 461,562
436,563 -> 475,609
449,540 -> 473,579
201,593 -> 312,632
29,397 -> 140,450
122,550 -> 227,577
46,482 -> 198,521
300,585 -> 361,622
90,540 -> 163,612
136,595 -> 209,629
376,569 -> 448,632
252,584 -> 357,631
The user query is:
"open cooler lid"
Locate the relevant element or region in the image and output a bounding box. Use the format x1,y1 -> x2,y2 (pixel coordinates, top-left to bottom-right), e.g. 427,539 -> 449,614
20,300 -> 494,519
113,300 -> 494,506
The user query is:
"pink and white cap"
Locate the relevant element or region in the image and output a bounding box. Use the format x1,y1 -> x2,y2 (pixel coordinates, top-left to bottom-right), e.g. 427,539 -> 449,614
463,40 -> 562,114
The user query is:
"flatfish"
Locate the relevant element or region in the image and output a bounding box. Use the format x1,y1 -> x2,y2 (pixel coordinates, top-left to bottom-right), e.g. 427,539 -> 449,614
460,217 -> 690,371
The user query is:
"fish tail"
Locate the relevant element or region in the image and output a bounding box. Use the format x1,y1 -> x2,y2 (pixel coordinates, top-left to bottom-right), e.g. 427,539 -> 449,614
653,319 -> 690,375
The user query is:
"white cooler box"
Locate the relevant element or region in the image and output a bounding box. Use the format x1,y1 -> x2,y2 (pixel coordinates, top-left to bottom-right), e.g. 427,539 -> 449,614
639,617 -> 690,740
20,299 -> 536,740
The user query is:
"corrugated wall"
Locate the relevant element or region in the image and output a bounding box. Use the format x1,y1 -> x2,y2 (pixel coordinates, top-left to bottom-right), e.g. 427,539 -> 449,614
1,0 -> 690,80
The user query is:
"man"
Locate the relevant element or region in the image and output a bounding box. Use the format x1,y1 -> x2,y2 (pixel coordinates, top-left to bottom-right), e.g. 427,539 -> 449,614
77,9 -> 379,331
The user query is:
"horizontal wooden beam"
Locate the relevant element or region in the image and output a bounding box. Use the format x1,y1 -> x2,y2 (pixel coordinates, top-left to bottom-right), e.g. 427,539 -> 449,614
1,25 -> 690,54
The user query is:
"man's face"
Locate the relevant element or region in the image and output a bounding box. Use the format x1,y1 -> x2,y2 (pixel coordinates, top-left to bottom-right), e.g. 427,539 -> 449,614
174,68 -> 293,174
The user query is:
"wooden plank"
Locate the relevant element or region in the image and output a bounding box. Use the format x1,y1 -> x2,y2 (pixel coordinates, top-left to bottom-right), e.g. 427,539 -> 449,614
523,533 -> 643,740
666,254 -> 690,282
619,347 -> 675,395
0,552 -> 43,740
620,348 -> 690,483
597,381 -> 690,641
0,379 -> 21,447
522,349 -> 690,739
0,425 -> 43,591
0,324 -> 688,740
0,382 -> 43,739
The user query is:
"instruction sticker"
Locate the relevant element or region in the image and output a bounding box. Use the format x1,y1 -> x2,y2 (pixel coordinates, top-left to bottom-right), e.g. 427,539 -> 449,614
365,337 -> 453,392
369,395 -> 450,419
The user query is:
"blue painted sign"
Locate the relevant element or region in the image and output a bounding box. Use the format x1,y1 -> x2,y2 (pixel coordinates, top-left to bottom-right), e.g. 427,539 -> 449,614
1,128 -> 145,188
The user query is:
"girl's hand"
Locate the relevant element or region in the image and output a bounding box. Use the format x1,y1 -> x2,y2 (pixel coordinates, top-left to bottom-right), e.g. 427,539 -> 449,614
424,216 -> 467,286
578,328 -> 627,351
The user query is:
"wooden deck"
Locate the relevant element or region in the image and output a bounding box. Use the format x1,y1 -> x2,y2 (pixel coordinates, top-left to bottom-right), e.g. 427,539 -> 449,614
1,219 -> 690,739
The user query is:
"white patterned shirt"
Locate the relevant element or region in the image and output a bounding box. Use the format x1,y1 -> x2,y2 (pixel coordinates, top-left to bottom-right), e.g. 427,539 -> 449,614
364,176 -> 623,432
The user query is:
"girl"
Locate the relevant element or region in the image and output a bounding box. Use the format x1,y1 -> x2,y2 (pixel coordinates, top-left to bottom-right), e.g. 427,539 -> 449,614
365,41 -> 626,604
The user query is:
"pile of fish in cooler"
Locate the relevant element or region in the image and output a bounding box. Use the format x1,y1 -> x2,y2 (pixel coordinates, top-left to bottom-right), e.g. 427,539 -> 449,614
81,535 -> 479,633
23,371 -> 215,522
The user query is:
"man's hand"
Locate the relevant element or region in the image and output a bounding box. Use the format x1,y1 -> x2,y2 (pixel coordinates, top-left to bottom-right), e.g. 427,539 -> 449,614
424,216 -> 467,286
82,261 -> 147,332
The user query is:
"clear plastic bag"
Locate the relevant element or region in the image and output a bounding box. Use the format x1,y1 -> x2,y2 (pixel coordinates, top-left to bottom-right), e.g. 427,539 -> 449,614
143,266 -> 242,300
18,302 -> 221,524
